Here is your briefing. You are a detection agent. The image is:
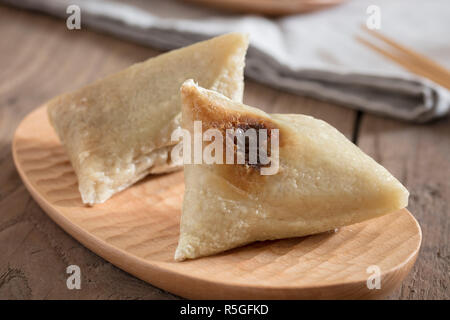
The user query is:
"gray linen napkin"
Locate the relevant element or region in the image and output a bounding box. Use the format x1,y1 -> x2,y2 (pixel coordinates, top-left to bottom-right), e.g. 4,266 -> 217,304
4,0 -> 449,122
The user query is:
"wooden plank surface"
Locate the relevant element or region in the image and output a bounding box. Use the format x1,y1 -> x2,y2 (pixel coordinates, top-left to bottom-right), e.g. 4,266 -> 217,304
357,114 -> 449,300
0,5 -> 447,299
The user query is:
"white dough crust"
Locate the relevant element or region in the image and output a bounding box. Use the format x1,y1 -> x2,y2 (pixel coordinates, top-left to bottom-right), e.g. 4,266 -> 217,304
47,33 -> 249,204
175,81 -> 409,261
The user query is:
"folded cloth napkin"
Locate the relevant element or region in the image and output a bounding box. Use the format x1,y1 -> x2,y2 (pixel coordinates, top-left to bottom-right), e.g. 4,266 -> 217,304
5,0 -> 449,122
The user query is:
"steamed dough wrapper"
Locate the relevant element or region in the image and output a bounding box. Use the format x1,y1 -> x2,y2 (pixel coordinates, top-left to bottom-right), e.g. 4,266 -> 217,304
175,80 -> 409,261
47,33 -> 248,204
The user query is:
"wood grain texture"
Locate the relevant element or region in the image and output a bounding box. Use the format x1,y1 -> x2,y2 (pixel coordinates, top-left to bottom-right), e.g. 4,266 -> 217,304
12,106 -> 421,299
357,114 -> 450,300
0,5 -> 447,299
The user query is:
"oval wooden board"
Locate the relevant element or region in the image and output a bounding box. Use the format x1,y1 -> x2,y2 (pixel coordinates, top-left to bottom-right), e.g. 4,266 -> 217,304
12,105 -> 422,299
181,0 -> 348,16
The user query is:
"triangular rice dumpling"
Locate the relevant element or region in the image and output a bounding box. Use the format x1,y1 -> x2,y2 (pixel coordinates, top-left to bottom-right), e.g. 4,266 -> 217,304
47,33 -> 248,204
175,80 -> 409,261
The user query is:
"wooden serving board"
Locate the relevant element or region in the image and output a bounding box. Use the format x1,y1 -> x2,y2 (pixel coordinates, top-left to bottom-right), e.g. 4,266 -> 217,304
12,105 -> 422,299
181,0 -> 348,16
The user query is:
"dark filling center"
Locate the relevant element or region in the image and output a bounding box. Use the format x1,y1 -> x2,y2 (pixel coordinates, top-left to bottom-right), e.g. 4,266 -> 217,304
234,123 -> 272,169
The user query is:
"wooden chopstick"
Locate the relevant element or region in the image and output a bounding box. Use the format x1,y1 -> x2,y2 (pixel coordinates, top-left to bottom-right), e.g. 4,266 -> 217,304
357,26 -> 450,90
355,35 -> 450,89
362,27 -> 450,79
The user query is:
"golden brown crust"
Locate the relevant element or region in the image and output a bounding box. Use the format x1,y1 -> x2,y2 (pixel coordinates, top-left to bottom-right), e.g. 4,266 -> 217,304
181,80 -> 287,149
181,80 -> 288,193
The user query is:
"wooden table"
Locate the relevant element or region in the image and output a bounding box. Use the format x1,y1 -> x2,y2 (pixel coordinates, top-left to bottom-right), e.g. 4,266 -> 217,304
0,5 -> 448,300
